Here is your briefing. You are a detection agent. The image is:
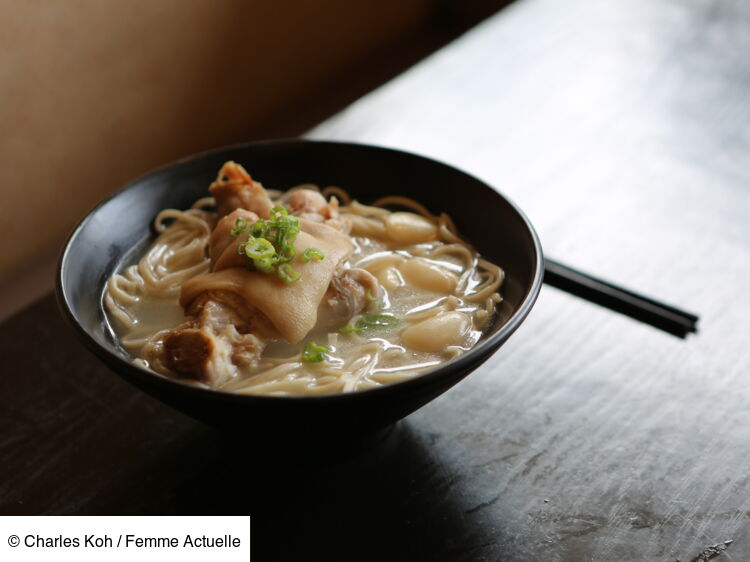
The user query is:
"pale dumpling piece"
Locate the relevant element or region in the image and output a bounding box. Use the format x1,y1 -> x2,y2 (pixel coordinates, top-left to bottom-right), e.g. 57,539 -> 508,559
402,311 -> 471,352
360,253 -> 407,291
384,212 -> 438,244
399,258 -> 458,294
360,253 -> 406,273
376,266 -> 404,291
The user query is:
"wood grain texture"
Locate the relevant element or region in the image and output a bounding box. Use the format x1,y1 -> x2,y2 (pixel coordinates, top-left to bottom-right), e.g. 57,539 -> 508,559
2,0 -> 750,560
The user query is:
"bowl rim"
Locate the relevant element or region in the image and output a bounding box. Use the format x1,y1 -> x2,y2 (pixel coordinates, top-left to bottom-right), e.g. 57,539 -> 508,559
56,138 -> 544,404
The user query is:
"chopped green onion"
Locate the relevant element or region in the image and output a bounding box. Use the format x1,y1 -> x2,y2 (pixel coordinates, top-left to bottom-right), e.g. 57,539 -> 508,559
339,313 -> 400,335
278,263 -> 301,284
365,289 -> 377,302
230,206 -> 312,284
250,219 -> 269,239
358,314 -> 399,329
302,248 -> 325,262
230,217 -> 248,236
243,237 -> 275,259
254,256 -> 276,274
275,223 -> 299,249
302,341 -> 329,363
277,244 -> 296,263
243,236 -> 277,274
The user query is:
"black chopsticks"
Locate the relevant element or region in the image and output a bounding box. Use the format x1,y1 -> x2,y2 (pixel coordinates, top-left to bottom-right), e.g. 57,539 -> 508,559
543,258 -> 699,338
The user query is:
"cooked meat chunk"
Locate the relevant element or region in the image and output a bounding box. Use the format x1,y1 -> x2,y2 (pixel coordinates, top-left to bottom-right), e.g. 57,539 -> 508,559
160,163 -> 381,387
209,161 -> 273,219
163,329 -> 215,376
288,189 -> 339,221
163,291 -> 275,385
316,268 -> 381,332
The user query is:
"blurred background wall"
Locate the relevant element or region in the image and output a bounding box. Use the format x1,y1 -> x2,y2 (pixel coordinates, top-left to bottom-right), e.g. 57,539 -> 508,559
0,0 -> 509,319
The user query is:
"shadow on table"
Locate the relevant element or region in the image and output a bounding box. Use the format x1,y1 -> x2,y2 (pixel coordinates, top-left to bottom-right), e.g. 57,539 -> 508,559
0,295 -> 504,560
98,420 -> 500,561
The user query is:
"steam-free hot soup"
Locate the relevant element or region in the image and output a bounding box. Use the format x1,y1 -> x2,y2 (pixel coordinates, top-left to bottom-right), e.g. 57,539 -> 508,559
105,162 -> 504,395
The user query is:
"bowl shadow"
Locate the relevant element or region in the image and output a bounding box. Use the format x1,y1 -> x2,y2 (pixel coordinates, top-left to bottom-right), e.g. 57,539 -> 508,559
95,421 -> 508,561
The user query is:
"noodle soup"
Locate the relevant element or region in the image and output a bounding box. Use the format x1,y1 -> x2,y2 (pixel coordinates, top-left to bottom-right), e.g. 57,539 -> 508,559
105,162 -> 504,396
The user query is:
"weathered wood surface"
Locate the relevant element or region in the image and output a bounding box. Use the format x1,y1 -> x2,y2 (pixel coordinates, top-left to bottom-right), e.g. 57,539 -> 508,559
2,0 -> 750,560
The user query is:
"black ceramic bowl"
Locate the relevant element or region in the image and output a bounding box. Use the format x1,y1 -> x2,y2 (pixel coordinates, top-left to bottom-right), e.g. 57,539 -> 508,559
57,140 -> 543,443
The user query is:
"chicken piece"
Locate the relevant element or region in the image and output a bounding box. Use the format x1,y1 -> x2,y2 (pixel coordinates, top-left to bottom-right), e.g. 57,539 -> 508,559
289,189 -> 352,233
288,189 -> 339,221
209,161 -> 273,218
163,291 -> 277,385
315,268 -> 381,332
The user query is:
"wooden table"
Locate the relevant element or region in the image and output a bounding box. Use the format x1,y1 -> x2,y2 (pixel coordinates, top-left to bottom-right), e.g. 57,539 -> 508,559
2,0 -> 749,560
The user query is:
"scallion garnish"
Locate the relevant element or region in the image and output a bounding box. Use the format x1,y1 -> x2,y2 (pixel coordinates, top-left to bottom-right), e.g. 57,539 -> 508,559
250,220 -> 268,239
230,217 -> 248,237
277,244 -> 296,263
242,237 -> 276,273
301,341 -> 329,363
230,205 -> 325,283
278,263 -> 301,284
358,313 -> 399,328
270,206 -> 288,217
254,256 -> 276,275
339,313 -> 399,335
302,248 -> 325,262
